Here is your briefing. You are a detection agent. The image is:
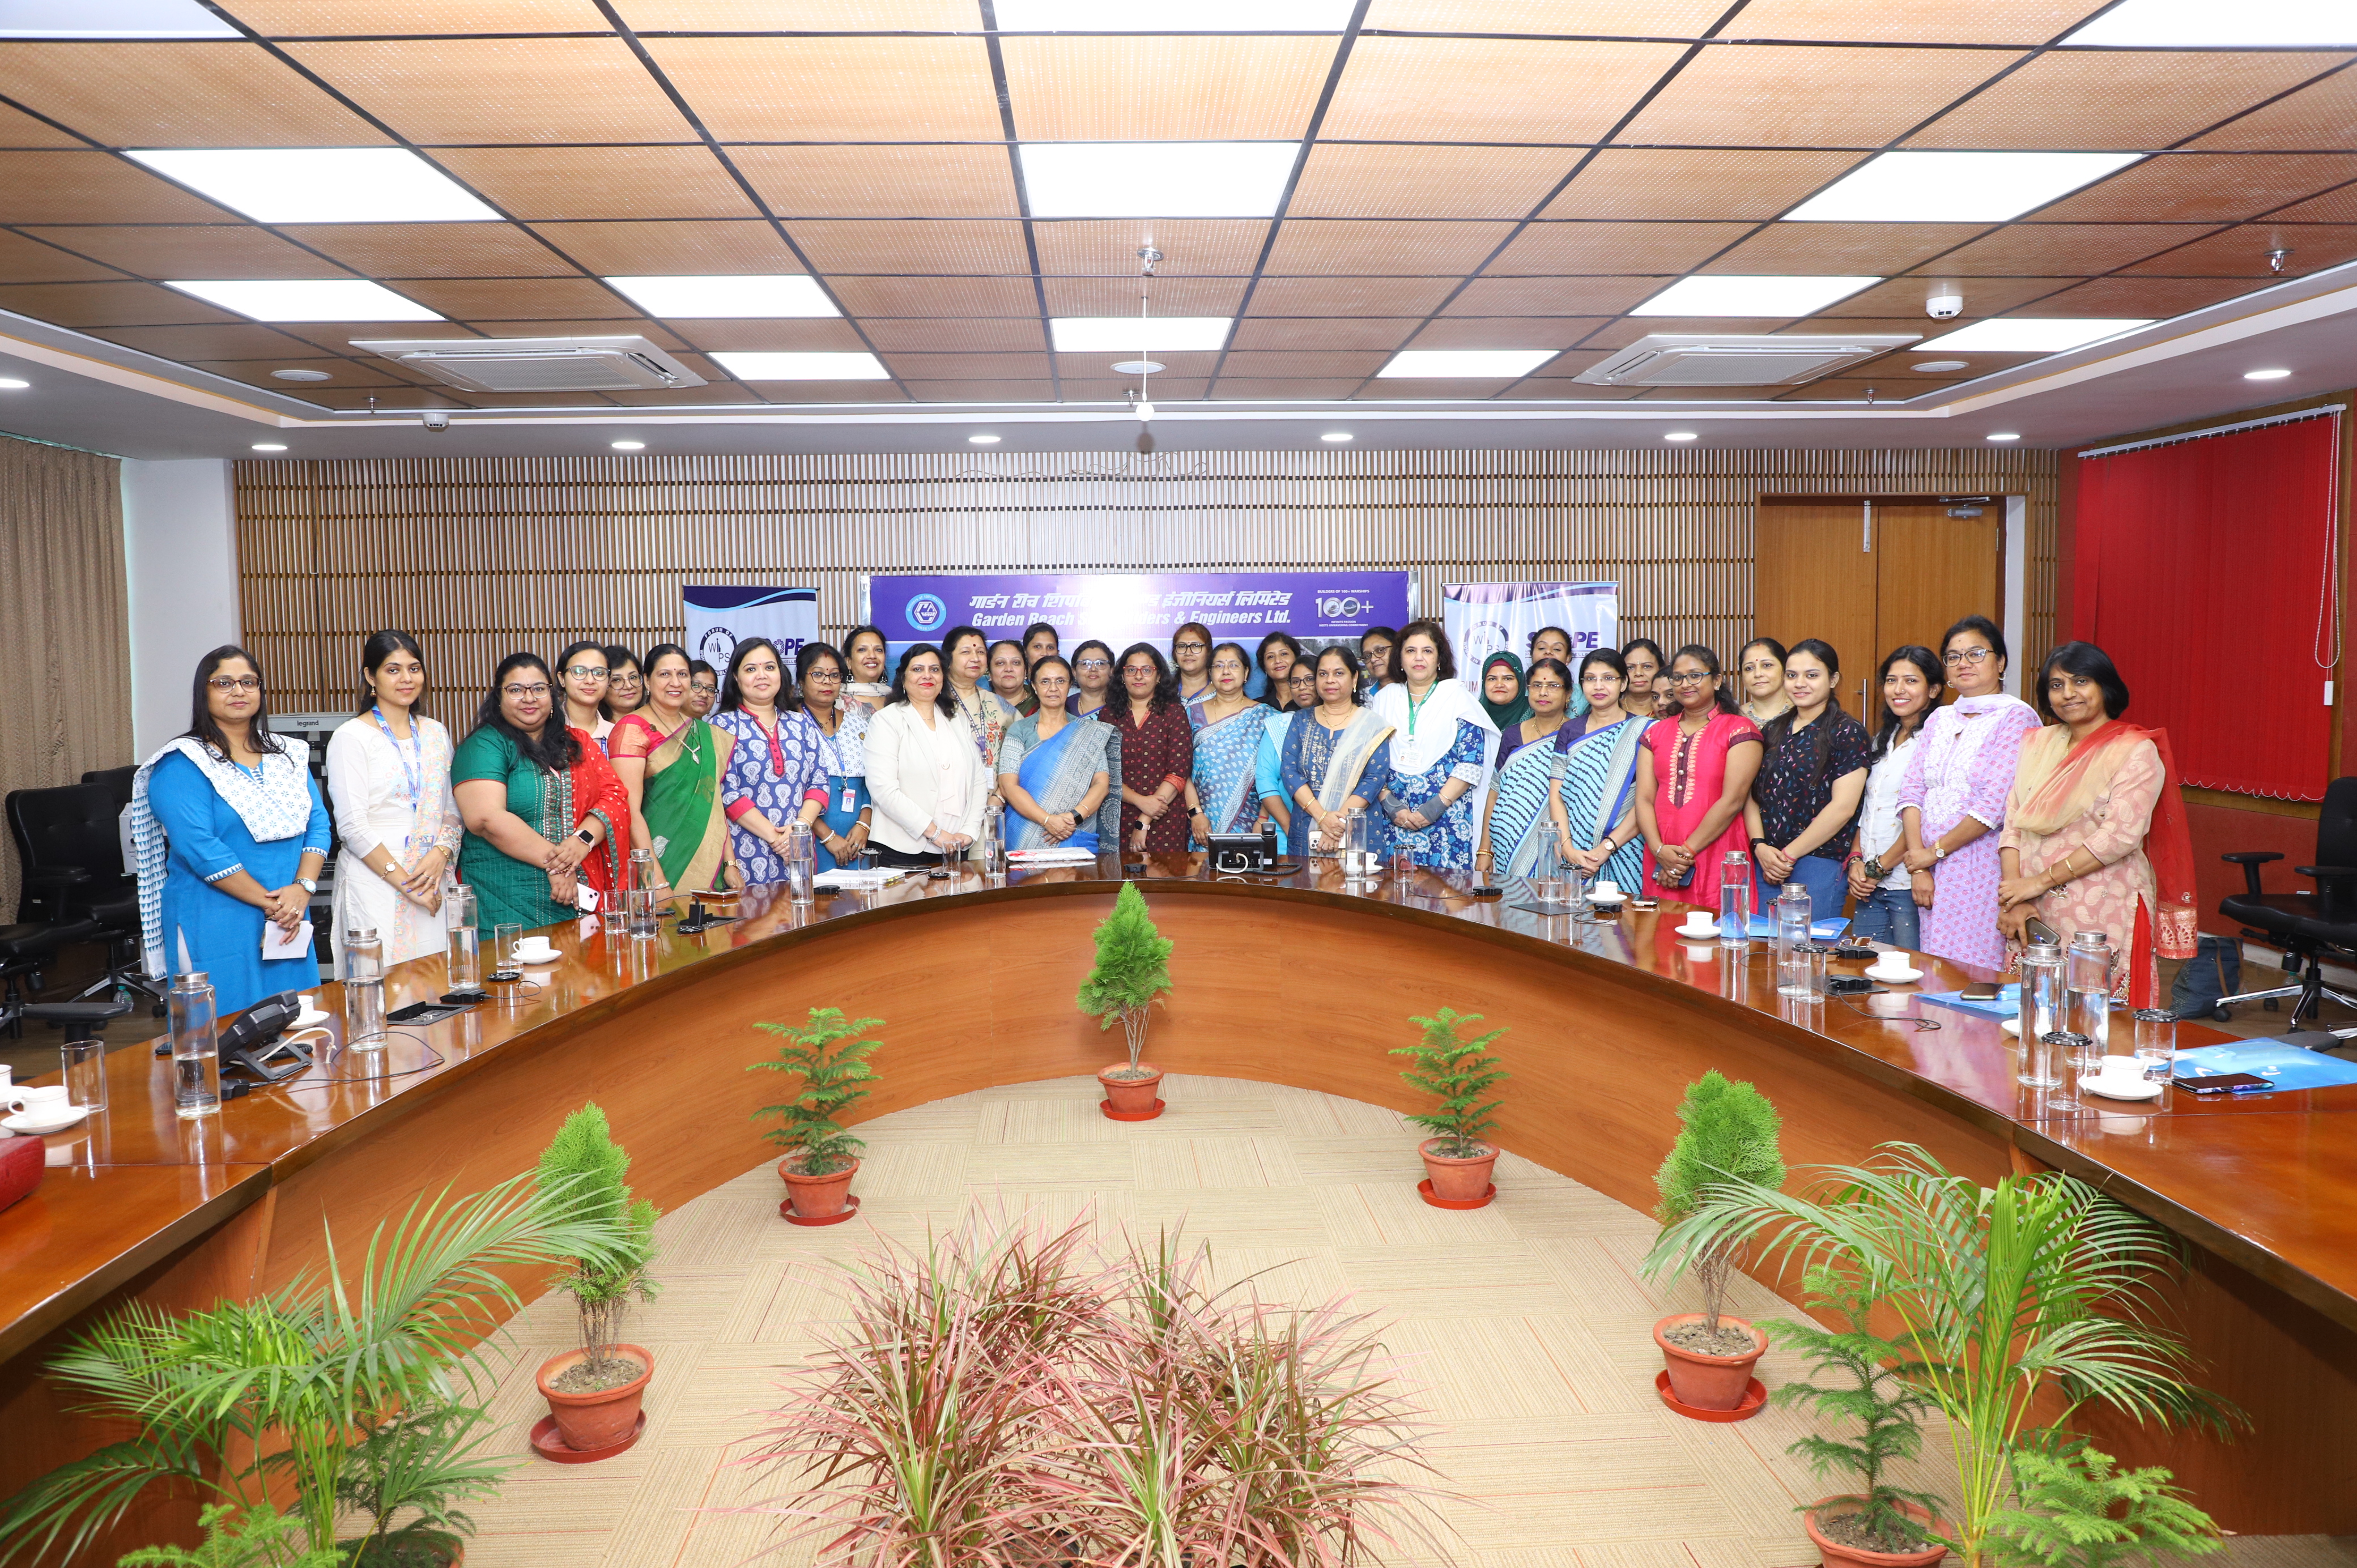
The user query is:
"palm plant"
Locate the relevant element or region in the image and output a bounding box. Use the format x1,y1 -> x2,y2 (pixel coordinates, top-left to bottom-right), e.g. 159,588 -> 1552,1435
1076,881 -> 1174,1074
117,1503 -> 340,1568
1644,1143 -> 2241,1568
0,1170 -> 628,1567
331,1399 -> 508,1566
750,1007 -> 882,1175
1389,1007 -> 1508,1157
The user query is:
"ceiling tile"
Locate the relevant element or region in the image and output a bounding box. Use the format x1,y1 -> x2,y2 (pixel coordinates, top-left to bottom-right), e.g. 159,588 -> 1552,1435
0,231 -> 124,283
830,275 -> 1039,315
1322,38 -> 1687,143
429,147 -> 760,220
880,352 -> 1053,380
1217,350 -> 1390,378
2270,185 -> 2357,223
2186,65 -> 2357,152
612,1 -> 982,25
788,220 -> 1030,276
286,37 -> 696,144
2034,154 -> 2357,223
2029,275 -> 2260,317
1491,220 -> 1754,274
1288,144 -> 1575,220
1700,221 -> 1988,275
1573,315 -> 1786,347
227,0 -> 614,31
1541,148 -> 1864,220
526,219 -> 802,275
642,37 -> 1004,140
1205,377 -> 1367,399
1812,276 -> 2069,316
1364,1 -> 1732,31
0,152 -> 240,223
2118,223 -> 2357,278
1226,317 -> 1422,350
1002,36 -> 1336,141
185,356 -> 413,389
1516,350 -> 1622,377
1621,43 -> 2022,146
0,101 -> 87,149
397,278 -> 627,318
1244,276 -> 1456,316
1908,51 -> 2354,151
0,42 -> 385,148
1057,376 -> 1205,401
1407,316 -> 1610,348
1439,275 -> 1658,314
670,317 -> 866,350
0,279 -> 241,328
733,145 -> 1018,219
1265,220 -> 1513,276
1356,376 -> 1520,398
91,322 -> 330,359
861,317 -> 1046,351
22,224 -> 348,279
902,380 -> 1056,401
1035,220 -> 1266,276
1911,223 -> 2196,275
1043,275 -> 1245,314
1719,0 -> 2108,44
283,222 -> 580,278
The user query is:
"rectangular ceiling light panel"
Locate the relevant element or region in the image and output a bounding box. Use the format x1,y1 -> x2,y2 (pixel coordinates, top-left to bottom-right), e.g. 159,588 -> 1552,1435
995,0 -> 1356,27
0,0 -> 236,35
125,148 -> 499,224
1921,318 -> 2155,352
169,278 -> 441,322
1051,316 -> 1233,352
603,274 -> 839,318
1019,143 -> 1299,218
2064,0 -> 2356,45
1782,151 -> 2145,224
712,351 -> 891,380
1378,349 -> 1557,378
1633,275 -> 1882,317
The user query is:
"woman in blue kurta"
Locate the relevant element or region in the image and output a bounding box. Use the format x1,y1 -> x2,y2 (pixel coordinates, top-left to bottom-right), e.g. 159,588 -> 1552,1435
794,641 -> 876,871
130,646 -> 331,1016
1280,645 -> 1396,859
708,636 -> 830,882
1370,619 -> 1497,871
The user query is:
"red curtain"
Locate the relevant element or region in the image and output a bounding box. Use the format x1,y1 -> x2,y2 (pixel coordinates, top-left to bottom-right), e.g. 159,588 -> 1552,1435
2078,413 -> 2339,801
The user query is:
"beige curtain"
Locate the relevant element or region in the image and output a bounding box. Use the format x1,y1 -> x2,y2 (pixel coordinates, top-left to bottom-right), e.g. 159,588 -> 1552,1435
0,436 -> 130,919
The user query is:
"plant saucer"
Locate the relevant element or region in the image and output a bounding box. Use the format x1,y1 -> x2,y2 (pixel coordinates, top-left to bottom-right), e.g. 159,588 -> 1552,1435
529,1411 -> 645,1463
1655,1370 -> 1768,1422
781,1194 -> 862,1226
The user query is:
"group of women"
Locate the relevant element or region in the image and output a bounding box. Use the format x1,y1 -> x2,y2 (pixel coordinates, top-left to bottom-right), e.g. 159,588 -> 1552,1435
128,611 -> 2196,1017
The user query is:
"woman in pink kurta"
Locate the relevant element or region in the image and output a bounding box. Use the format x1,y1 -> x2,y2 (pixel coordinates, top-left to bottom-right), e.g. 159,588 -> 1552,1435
1634,646 -> 1763,910
1895,616 -> 2041,971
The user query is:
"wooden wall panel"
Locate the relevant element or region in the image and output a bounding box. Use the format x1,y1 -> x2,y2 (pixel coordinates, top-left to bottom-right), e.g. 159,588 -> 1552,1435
233,447 -> 2058,714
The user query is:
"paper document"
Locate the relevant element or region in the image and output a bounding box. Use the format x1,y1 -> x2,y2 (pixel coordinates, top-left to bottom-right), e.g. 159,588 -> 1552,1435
262,919 -> 313,961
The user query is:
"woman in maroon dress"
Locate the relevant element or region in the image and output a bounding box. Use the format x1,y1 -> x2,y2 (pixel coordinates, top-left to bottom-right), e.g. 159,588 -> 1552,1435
1106,643 -> 1194,856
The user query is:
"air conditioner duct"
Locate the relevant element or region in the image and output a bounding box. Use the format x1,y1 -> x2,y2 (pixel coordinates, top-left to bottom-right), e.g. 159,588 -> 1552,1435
350,335 -> 705,394
1574,333 -> 1919,387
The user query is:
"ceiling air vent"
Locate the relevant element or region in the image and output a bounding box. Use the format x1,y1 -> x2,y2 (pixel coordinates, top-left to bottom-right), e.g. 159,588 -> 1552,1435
350,335 -> 706,394
1574,333 -> 1919,387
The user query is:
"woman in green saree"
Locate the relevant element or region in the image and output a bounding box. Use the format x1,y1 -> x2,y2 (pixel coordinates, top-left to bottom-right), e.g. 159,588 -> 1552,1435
609,642 -> 737,898
453,652 -> 628,932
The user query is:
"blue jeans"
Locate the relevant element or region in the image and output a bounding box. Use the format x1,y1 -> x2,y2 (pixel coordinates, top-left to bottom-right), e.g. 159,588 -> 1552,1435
1849,882 -> 1921,951
1767,853 -> 1848,923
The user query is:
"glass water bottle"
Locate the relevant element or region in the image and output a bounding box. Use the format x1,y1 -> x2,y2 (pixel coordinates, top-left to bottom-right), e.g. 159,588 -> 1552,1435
2065,930 -> 2115,1059
2017,936 -> 2065,1086
343,924 -> 386,1050
169,972 -> 221,1120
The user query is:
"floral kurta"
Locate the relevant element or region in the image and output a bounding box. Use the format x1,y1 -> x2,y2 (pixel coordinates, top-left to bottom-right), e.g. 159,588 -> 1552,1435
1895,695 -> 2041,970
1106,699 -> 1194,854
710,706 -> 829,884
1378,718 -> 1488,870
1640,711 -> 1762,907
1999,732 -> 2164,1002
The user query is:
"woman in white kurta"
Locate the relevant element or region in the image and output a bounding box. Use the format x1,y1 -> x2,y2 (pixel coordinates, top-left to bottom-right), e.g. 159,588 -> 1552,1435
326,632 -> 462,966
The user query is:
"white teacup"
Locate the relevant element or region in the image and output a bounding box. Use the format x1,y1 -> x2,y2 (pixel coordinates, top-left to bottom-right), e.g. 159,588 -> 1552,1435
1594,880 -> 1620,898
513,938 -> 560,964
1678,913 -> 1717,934
6,1083 -> 69,1114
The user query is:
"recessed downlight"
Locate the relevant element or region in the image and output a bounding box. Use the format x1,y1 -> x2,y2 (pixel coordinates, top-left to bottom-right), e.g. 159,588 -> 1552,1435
1911,359 -> 1968,373
1320,432 -> 1352,442
252,442 -> 287,451
611,440 -> 645,450
1987,432 -> 2022,441
1664,431 -> 1699,442
271,367 -> 333,381
2244,368 -> 2292,381
969,433 -> 1002,445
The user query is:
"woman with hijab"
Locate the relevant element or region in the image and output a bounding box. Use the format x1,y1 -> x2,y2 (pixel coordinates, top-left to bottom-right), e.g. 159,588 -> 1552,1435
1475,655 -> 1574,878
1737,637 -> 1793,728
326,630 -> 461,967
841,625 -> 893,717
1109,643 -> 1195,857
1545,649 -> 1647,890
1634,645 -> 1762,909
998,654 -> 1113,854
989,638 -> 1038,717
710,636 -> 829,885
453,652 -> 628,934
1282,645 -> 1396,858
556,640 -> 611,752
1371,619 -> 1496,871
131,645 -> 332,1015
1248,630 -> 1303,704
1185,642 -> 1270,841
610,642 -> 737,899
1997,641 -> 2196,1006
1479,650 -> 1531,734
1171,621 -> 1215,706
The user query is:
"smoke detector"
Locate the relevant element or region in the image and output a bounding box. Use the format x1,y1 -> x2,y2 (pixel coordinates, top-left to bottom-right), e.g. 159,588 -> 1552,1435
350,335 -> 705,394
1574,333 -> 1918,387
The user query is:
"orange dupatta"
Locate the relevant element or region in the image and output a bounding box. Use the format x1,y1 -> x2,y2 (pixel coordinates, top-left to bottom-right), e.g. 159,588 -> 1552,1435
2010,719 -> 2199,970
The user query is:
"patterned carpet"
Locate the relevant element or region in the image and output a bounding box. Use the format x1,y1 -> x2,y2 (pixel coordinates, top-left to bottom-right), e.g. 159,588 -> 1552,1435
459,1073 -> 2357,1568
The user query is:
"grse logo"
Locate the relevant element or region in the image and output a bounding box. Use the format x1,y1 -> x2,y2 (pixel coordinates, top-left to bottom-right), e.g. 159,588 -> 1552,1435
904,594 -> 947,633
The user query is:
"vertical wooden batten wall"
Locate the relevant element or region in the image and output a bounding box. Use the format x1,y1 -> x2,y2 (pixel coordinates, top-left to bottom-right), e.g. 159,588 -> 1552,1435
233,447 -> 2057,715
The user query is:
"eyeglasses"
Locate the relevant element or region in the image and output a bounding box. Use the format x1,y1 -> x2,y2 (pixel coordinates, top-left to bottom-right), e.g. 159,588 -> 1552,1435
206,675 -> 262,692
806,667 -> 842,681
1527,679 -> 1567,693
1943,646 -> 1994,666
610,672 -> 642,684
1668,671 -> 1713,685
563,664 -> 607,680
1173,640 -> 1207,653
503,683 -> 551,698
691,681 -> 717,693
1076,658 -> 1111,670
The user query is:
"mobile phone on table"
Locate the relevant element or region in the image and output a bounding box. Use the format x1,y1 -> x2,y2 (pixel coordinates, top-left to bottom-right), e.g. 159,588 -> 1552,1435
2175,1072 -> 2273,1095
1960,982 -> 2002,1002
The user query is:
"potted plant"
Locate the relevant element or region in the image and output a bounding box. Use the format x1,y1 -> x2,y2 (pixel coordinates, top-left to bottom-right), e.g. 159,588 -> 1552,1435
118,1503 -> 339,1568
533,1103 -> 661,1458
1076,881 -> 1175,1120
1766,1265 -> 1948,1568
333,1399 -> 506,1565
1984,1442 -> 2220,1568
750,1006 -> 880,1222
1647,1070 -> 1785,1415
1388,1007 -> 1509,1207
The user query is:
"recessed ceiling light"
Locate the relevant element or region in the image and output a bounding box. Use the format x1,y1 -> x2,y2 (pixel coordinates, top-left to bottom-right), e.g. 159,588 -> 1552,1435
1782,151 -> 2145,224
0,0 -> 238,36
1051,317 -> 1231,352
166,279 -> 441,322
251,442 -> 287,452
1664,431 -> 1699,441
611,440 -> 645,450
1633,275 -> 1881,317
1110,359 -> 1164,374
2244,368 -> 2293,381
2064,0 -> 2356,46
270,367 -> 333,381
995,0 -> 1355,27
0,378 -> 27,390
1019,143 -> 1298,218
1911,359 -> 1968,373
1377,348 -> 1556,378
1921,318 -> 2154,353
710,351 -> 891,380
968,433 -> 1002,444
1320,432 -> 1352,442
1986,432 -> 2022,442
603,274 -> 837,319
125,148 -> 497,224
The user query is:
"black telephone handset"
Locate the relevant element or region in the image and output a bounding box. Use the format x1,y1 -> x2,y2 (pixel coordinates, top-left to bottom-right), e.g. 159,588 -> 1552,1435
218,991 -> 314,1083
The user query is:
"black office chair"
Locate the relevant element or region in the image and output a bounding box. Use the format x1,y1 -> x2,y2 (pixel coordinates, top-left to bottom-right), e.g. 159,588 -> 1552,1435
6,782 -> 168,1017
2215,776 -> 2357,1025
81,765 -> 135,811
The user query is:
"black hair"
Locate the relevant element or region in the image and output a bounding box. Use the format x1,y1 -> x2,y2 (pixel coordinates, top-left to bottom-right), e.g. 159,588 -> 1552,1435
355,629 -> 428,716
1620,637 -> 1666,672
1022,620 -> 1060,651
555,640 -> 608,684
1761,638 -> 1844,772
602,644 -> 640,675
1785,638 -> 1841,706
1525,655 -> 1574,703
641,643 -> 694,704
474,652 -> 579,772
986,638 -> 1029,687
887,642 -> 959,716
689,658 -> 716,680
1256,630 -> 1305,676
1871,645 -> 1944,760
1576,647 -> 1627,684
1669,644 -> 1740,715
1029,653 -> 1074,687
1312,642 -> 1366,706
1528,625 -> 1574,657
1071,639 -> 1116,682
2036,641 -> 2131,723
1115,642 -> 1181,710
1395,618 -> 1457,681
1207,641 -> 1256,684
1941,613 -> 2009,676
1171,621 -> 1214,664
185,644 -> 285,759
788,640 -> 848,714
1360,625 -> 1398,649
1738,636 -> 1789,672
601,644 -> 642,719
843,625 -> 890,676
720,636 -> 786,713
940,624 -> 988,675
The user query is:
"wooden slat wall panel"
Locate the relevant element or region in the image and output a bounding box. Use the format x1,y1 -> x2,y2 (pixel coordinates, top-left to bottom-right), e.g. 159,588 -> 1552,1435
233,448 -> 2058,714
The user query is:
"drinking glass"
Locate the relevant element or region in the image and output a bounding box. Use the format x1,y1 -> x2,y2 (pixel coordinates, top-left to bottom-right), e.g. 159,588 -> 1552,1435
343,924 -> 386,1051
492,922 -> 524,979
2048,1029 -> 2097,1112
1392,840 -> 1415,885
61,1039 -> 105,1112
1343,809 -> 1372,881
1530,832 -> 1564,905
2132,1009 -> 2177,1083
783,821 -> 816,905
446,920 -> 482,994
2017,938 -> 2065,1085
1775,887 -> 1814,997
1718,853 -> 1752,945
627,888 -> 660,939
169,972 -> 220,1121
2065,930 -> 2113,1055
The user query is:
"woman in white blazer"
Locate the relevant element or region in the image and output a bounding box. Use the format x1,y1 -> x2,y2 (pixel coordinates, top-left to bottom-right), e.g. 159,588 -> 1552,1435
862,642 -> 990,867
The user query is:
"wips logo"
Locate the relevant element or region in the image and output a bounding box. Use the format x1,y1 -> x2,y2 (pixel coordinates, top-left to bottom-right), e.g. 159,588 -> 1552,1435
904,593 -> 948,634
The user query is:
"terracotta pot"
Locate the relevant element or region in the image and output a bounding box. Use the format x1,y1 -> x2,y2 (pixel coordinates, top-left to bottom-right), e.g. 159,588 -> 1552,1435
1098,1063 -> 1164,1117
779,1154 -> 859,1220
535,1343 -> 653,1453
1418,1137 -> 1499,1202
1802,1497 -> 1949,1568
1653,1312 -> 1767,1411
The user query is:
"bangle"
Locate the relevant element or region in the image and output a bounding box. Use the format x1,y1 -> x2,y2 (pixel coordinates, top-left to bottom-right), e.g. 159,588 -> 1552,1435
1748,837 -> 1769,851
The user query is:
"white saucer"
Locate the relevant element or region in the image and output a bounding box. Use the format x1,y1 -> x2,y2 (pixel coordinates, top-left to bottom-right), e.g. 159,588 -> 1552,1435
2086,1076 -> 2164,1103
1866,965 -> 1923,985
1677,922 -> 1720,939
294,1007 -> 332,1029
2001,1017 -> 2020,1035
513,949 -> 561,966
5,1103 -> 92,1136
1588,891 -> 1627,905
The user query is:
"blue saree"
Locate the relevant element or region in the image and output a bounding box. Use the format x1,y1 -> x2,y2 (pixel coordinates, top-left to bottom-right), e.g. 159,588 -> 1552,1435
1188,700 -> 1273,836
1000,711 -> 1111,853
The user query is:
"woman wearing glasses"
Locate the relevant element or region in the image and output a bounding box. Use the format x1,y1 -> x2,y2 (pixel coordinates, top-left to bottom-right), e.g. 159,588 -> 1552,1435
710,637 -> 829,885
1066,640 -> 1124,843
796,642 -> 876,871
1171,621 -> 1216,707
326,630 -> 462,968
1633,645 -> 1762,909
556,641 -> 611,749
452,652 -> 628,934
130,646 -> 333,1015
602,646 -> 646,735
1896,614 -> 2041,970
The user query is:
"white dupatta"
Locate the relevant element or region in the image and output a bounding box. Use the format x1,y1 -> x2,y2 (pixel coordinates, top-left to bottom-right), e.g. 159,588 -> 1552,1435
130,736 -> 315,978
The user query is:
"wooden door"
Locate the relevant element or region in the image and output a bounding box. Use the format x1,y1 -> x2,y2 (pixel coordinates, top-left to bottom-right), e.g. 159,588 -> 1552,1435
1754,500 -> 1878,709
1873,500 -> 2003,663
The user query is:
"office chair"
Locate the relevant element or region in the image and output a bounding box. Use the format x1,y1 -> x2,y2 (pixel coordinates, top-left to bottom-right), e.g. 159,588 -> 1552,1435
6,782 -> 169,1017
80,766 -> 135,810
2215,776 -> 2357,1025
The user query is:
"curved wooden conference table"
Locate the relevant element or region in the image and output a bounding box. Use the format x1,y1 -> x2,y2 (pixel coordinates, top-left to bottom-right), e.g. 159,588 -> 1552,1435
3,858 -> 2353,1552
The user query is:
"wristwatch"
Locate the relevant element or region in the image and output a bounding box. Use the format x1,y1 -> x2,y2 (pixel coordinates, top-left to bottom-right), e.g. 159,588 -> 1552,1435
1861,856 -> 1887,882
575,826 -> 597,846
295,876 -> 317,895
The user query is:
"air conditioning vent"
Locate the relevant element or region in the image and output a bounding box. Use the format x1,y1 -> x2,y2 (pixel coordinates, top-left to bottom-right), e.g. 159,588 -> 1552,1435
350,335 -> 707,394
1574,333 -> 1919,387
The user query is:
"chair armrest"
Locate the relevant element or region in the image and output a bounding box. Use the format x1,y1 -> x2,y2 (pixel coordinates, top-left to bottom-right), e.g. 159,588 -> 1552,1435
25,867 -> 92,885
2296,865 -> 2357,881
2221,850 -> 2283,897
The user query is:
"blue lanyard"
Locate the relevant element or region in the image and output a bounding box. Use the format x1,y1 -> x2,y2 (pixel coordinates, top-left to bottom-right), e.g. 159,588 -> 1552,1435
371,706 -> 424,802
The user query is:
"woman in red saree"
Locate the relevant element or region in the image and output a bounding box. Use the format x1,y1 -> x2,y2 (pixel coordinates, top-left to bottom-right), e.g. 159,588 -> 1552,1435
568,723 -> 632,907
1997,642 -> 2197,1007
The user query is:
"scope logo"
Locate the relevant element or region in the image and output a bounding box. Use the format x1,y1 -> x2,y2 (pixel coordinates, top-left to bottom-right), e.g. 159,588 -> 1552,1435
903,593 -> 948,634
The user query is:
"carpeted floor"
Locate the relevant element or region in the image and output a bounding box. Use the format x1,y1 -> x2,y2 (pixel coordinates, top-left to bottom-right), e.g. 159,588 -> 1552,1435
455,1073 -> 2356,1568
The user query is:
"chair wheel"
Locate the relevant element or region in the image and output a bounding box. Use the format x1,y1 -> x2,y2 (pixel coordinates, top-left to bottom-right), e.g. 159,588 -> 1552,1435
151,1002 -> 167,1017
2212,1007 -> 2232,1022
2263,998 -> 2278,1011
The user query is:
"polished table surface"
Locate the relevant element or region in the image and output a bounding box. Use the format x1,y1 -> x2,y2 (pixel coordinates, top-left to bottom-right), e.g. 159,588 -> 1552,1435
3,855 -> 2352,1365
